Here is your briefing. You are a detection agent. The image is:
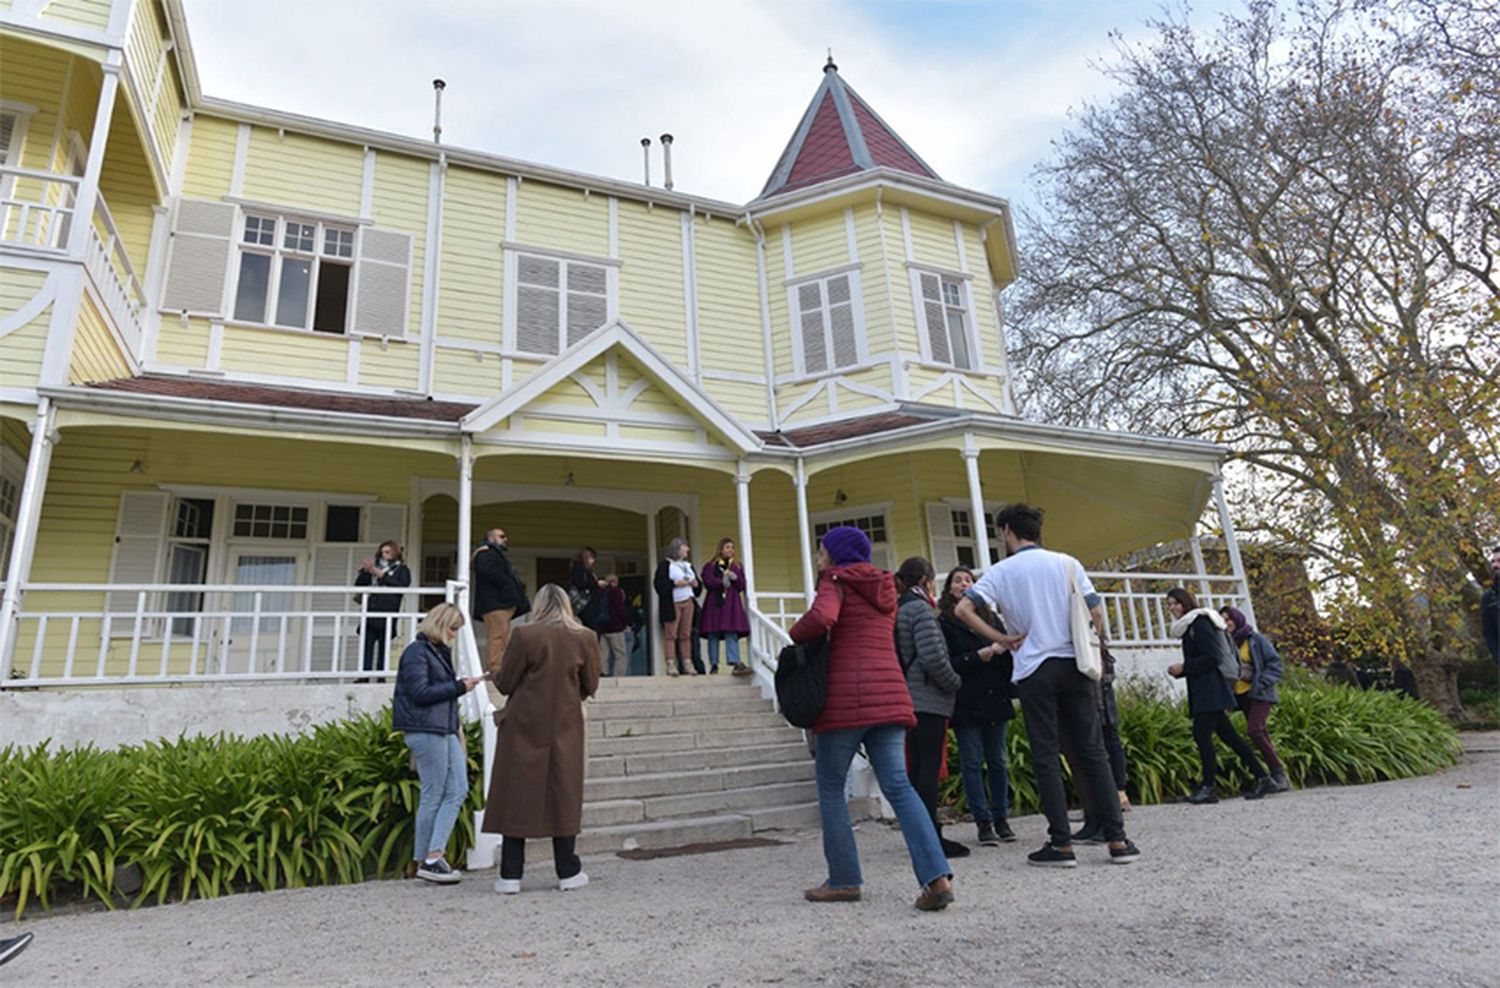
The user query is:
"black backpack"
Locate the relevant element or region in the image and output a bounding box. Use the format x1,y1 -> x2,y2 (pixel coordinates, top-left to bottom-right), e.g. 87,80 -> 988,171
775,634 -> 830,729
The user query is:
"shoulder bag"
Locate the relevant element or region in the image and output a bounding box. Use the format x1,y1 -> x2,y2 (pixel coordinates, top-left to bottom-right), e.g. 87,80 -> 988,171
1065,561 -> 1103,681
774,584 -> 842,728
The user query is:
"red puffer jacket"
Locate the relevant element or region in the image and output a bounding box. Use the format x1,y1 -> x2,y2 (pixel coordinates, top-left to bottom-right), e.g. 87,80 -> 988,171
789,563 -> 915,734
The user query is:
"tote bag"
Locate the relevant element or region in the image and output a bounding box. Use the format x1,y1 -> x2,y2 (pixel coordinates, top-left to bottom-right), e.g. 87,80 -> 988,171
1065,561 -> 1103,681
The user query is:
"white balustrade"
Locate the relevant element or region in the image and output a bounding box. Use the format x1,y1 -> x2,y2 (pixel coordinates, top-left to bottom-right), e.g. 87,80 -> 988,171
83,194 -> 147,355
0,166 -> 80,250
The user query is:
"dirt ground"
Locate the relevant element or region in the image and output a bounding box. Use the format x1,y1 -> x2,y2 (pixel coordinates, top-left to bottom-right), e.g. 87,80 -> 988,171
7,735 -> 1498,987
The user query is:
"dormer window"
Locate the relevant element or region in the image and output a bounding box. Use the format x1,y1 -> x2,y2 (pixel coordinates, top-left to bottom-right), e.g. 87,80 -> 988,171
789,268 -> 866,378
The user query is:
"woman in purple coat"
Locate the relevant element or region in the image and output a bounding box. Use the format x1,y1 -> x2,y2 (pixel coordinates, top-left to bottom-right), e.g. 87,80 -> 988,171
700,537 -> 751,676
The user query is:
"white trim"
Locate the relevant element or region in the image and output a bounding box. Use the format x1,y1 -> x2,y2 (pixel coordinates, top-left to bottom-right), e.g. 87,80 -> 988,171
899,207 -> 914,261
419,155 -> 444,392
359,147 -> 376,216
0,271 -> 57,339
499,240 -> 620,269
506,246 -> 614,358
905,260 -> 973,282
701,369 -> 766,385
844,207 -> 859,263
680,211 -> 700,382
503,176 -> 517,240
785,268 -> 868,379
205,320 -> 224,369
223,196 -> 369,227
159,483 -> 380,506
784,260 -> 862,289
751,221 -> 780,429
229,122 -> 249,198
953,219 -> 969,274
345,336 -> 361,385
780,224 -> 794,280
607,196 -> 618,258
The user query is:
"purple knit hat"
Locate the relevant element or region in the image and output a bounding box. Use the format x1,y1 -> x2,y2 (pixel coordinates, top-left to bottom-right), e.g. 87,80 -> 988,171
821,526 -> 873,566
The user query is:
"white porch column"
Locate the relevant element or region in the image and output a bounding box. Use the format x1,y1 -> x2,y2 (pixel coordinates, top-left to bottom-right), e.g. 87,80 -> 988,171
406,476 -> 425,596
0,399 -> 58,679
1212,470 -> 1257,627
961,434 -> 991,570
1187,534 -> 1212,601
734,460 -> 756,601
794,458 -> 815,602
66,54 -> 122,257
645,508 -> 661,675
456,436 -> 473,584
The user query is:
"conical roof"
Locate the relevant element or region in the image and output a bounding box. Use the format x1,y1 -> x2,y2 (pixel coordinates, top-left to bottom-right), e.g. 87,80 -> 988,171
759,57 -> 940,200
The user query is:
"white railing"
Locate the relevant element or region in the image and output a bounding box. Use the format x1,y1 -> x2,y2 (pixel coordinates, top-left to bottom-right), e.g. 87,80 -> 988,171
2,582 -> 455,688
1087,571 -> 1247,647
0,165 -> 79,250
84,195 -> 147,355
746,605 -> 792,698
749,591 -> 804,636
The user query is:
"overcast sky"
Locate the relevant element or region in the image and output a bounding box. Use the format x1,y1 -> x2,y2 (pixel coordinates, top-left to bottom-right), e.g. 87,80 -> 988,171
180,0 -> 1238,211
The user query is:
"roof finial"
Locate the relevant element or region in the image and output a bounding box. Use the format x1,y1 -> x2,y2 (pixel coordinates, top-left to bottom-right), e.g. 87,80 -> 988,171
824,49 -> 837,73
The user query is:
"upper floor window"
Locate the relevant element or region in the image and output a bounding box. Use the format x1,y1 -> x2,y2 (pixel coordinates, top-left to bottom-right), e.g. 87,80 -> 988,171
514,252 -> 611,356
792,270 -> 864,377
916,270 -> 976,370
812,509 -> 892,569
233,213 -> 356,334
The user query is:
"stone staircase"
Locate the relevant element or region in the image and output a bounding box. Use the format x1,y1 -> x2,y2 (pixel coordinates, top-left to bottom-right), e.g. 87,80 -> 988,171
572,675 -> 838,856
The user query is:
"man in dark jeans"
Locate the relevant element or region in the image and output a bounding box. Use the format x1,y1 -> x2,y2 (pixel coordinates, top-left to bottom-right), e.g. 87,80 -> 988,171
955,503 -> 1140,868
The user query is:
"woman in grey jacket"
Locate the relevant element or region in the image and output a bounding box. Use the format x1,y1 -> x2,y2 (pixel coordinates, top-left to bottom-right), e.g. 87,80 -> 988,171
894,557 -> 967,859
1221,606 -> 1289,793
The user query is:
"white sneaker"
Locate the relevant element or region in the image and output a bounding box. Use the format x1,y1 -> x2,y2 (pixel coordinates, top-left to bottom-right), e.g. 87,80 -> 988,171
493,877 -> 522,894
558,871 -> 589,892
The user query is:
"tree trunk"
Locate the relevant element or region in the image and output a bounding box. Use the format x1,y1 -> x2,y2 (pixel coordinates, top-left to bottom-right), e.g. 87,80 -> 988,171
1410,649 -> 1466,722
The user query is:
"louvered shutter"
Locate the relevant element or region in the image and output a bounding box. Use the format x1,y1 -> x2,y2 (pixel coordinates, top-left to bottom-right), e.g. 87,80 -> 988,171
0,114 -> 16,162
161,199 -> 237,315
351,227 -> 412,337
306,544 -> 356,672
106,491 -> 170,635
565,263 -> 608,347
516,254 -> 561,354
919,273 -> 950,364
826,275 -> 858,369
364,503 -> 407,547
924,501 -> 961,575
797,282 -> 826,374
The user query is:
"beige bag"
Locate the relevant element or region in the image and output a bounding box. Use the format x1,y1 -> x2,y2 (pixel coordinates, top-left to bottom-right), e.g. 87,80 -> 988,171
1065,561 -> 1102,681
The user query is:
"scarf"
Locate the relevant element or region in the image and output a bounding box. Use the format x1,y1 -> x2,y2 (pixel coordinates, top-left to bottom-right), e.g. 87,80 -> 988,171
1221,605 -> 1252,645
1169,607 -> 1226,639
713,556 -> 732,602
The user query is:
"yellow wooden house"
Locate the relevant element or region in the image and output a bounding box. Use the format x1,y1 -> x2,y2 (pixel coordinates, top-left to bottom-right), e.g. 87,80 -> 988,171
0,0 -> 1255,691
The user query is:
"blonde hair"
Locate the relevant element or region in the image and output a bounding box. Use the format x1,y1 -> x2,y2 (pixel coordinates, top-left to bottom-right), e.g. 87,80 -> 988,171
529,584 -> 584,631
417,602 -> 466,643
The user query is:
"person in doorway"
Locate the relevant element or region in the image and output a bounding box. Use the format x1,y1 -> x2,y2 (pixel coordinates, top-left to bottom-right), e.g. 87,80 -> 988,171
472,528 -> 528,675
598,574 -> 632,677
354,540 -> 411,676
791,527 -> 955,912
569,547 -> 607,631
954,503 -> 1141,868
391,602 -> 484,885
655,538 -> 700,676
938,566 -> 1017,846
700,537 -> 751,675
894,556 -> 967,859
485,584 -> 601,893
1483,546 -> 1500,665
1220,605 -> 1290,794
1166,588 -> 1271,803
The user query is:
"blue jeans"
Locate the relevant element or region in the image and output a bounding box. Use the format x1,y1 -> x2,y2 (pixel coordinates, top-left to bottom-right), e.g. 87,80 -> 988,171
953,720 -> 1010,823
814,723 -> 950,889
705,632 -> 742,669
405,731 -> 468,862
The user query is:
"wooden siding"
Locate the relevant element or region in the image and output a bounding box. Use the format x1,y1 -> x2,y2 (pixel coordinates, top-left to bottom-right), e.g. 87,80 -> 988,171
853,204 -> 896,355
124,0 -> 180,172
370,151 -> 429,337
432,347 -> 501,398
615,200 -> 686,364
36,0 -> 111,30
0,302 -> 51,385
512,179 -> 608,258
693,216 -> 768,423
66,291 -> 130,383
151,314 -> 210,366
438,166 -> 506,344
180,115 -> 237,199
218,325 -> 346,382
242,127 -> 363,217
97,87 -> 158,267
355,339 -> 420,391
906,209 -> 961,271
881,208 -> 922,355
787,212 -> 849,278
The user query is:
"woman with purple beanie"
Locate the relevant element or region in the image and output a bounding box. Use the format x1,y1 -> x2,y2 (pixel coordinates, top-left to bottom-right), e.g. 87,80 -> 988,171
1220,605 -> 1290,794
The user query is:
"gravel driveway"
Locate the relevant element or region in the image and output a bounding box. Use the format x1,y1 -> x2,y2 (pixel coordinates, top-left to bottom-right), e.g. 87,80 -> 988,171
8,736 -> 1498,987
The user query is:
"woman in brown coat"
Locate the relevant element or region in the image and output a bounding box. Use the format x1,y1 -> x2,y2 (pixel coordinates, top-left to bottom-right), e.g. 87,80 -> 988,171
485,583 -> 601,893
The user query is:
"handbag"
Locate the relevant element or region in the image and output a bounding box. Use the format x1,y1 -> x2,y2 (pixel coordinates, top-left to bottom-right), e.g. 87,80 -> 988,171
775,634 -> 830,729
1064,561 -> 1102,681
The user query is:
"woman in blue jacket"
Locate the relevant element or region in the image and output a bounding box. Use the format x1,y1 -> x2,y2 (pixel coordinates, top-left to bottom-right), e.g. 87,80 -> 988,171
1221,606 -> 1290,793
392,602 -> 484,884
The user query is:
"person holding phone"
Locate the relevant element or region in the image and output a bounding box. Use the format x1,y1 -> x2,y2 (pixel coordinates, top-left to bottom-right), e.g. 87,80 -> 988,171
355,540 -> 411,675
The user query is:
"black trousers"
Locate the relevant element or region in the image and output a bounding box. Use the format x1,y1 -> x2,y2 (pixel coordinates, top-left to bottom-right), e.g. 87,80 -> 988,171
499,835 -> 581,881
1192,710 -> 1264,787
1016,658 -> 1125,847
362,616 -> 392,673
1102,718 -> 1129,791
906,712 -> 949,831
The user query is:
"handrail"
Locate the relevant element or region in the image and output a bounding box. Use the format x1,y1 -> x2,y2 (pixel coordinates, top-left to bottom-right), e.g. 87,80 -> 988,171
1088,571 -> 1239,582
0,164 -> 82,185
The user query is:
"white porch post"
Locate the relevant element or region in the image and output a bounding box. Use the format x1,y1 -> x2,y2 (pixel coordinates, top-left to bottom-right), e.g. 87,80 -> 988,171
645,508 -> 661,675
0,399 -> 58,679
406,476 -> 424,597
794,458 -> 815,603
1212,470 -> 1257,627
66,54 -> 122,257
961,434 -> 991,570
734,460 -> 756,601
456,436 -> 473,584
1188,534 -> 1212,602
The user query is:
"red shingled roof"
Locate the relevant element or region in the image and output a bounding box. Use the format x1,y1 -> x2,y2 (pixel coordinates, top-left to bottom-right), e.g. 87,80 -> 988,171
757,412 -> 936,449
86,376 -> 476,422
847,91 -> 934,178
782,91 -> 862,194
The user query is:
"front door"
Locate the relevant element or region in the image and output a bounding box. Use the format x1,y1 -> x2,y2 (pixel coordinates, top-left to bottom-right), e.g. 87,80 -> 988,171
221,549 -> 303,674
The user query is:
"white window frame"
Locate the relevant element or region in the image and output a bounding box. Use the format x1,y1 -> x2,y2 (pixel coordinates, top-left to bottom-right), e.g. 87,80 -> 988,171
502,244 -> 619,356
909,264 -> 982,372
810,502 -> 895,570
786,264 -> 868,379
939,498 -> 1005,571
0,103 -> 36,232
228,209 -> 358,335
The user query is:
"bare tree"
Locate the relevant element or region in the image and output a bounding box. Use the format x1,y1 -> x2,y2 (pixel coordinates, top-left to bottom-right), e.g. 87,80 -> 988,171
1011,0 -> 1499,716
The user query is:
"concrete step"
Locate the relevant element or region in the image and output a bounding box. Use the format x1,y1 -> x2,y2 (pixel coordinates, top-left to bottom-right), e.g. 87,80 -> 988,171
584,759 -> 814,802
586,696 -> 774,720
587,721 -> 802,756
597,710 -> 788,738
593,679 -> 760,700
745,800 -> 826,832
640,780 -> 816,821
576,813 -> 755,856
590,736 -> 808,776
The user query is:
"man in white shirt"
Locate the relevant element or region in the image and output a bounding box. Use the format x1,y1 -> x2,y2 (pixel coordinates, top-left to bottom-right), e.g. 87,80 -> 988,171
955,503 -> 1140,868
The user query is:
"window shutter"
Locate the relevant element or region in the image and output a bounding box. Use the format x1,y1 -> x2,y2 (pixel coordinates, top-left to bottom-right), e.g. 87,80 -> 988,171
797,282 -> 826,374
516,255 -> 561,355
924,501 -> 960,575
106,491 -> 171,626
161,199 -> 237,315
309,544 -> 358,614
0,114 -> 16,161
919,273 -> 950,364
351,227 -> 412,337
826,275 -> 858,368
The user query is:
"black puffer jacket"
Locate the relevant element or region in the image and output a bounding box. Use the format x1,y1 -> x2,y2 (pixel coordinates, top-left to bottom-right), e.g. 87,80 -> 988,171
940,610 -> 1014,726
391,634 -> 465,735
472,542 -> 527,617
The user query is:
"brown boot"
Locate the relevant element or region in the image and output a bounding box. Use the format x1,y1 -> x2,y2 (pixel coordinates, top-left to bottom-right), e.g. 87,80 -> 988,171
804,882 -> 861,903
915,875 -> 954,911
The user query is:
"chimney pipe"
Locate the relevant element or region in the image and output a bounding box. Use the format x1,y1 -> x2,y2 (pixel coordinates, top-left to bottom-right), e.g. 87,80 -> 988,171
432,79 -> 446,144
640,137 -> 652,186
660,133 -> 674,191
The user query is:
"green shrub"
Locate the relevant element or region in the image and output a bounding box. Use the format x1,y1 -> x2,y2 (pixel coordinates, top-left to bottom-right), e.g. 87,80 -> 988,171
0,712 -> 483,918
940,683 -> 1462,817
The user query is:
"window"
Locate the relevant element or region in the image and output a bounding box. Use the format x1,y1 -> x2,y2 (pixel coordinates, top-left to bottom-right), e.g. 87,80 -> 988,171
324,505 -> 361,543
513,252 -> 610,356
233,213 -> 355,334
813,510 -> 893,569
917,271 -> 975,370
165,498 -> 214,635
948,507 -> 1001,569
793,271 -> 862,376
232,503 -> 309,540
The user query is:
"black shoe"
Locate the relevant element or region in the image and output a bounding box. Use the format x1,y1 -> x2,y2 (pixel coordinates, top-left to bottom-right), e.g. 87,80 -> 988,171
416,857 -> 462,884
976,821 -> 1001,846
1187,785 -> 1219,805
1070,822 -> 1106,845
1026,843 -> 1077,869
709,665 -> 720,674
1244,776 -> 1273,800
1270,771 -> 1291,793
0,932 -> 35,967
994,819 -> 1017,842
940,835 -> 971,858
1109,839 -> 1142,865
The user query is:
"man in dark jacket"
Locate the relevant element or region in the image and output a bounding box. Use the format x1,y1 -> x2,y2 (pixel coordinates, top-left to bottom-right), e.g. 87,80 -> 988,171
1482,546 -> 1499,665
473,528 -> 527,674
